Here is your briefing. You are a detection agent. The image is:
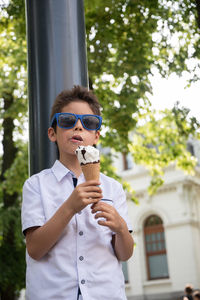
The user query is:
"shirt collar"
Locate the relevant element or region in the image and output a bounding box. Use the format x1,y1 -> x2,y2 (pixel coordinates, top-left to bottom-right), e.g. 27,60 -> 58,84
51,160 -> 71,182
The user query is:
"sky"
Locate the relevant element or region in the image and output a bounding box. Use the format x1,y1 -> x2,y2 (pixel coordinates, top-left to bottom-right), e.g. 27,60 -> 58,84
148,71 -> 199,120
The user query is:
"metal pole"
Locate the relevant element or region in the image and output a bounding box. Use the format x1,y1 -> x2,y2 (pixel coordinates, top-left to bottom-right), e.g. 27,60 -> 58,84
25,0 -> 88,175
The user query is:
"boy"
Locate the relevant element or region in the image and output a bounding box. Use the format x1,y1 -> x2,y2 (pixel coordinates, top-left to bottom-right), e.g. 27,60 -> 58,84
22,86 -> 134,300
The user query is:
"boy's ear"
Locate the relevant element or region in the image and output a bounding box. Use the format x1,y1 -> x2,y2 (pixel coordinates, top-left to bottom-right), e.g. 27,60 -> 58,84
48,127 -> 57,142
94,130 -> 100,145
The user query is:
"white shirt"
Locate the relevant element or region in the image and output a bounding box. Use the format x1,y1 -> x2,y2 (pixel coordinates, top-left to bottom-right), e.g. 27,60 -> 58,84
22,160 -> 132,300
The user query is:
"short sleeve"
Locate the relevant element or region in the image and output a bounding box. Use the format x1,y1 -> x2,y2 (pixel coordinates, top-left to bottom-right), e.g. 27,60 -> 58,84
21,176 -> 46,234
114,182 -> 133,233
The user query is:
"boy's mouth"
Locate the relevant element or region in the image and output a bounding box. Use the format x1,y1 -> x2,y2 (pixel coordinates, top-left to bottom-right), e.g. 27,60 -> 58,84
71,135 -> 83,142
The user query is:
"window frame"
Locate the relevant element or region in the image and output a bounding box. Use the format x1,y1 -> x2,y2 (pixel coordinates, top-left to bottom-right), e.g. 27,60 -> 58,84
144,215 -> 169,280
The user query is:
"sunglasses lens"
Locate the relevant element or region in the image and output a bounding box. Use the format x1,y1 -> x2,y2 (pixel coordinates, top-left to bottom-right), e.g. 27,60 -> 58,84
55,113 -> 101,130
82,115 -> 100,130
58,114 -> 76,128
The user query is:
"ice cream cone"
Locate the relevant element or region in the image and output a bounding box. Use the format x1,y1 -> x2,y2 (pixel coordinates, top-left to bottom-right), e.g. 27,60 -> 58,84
75,146 -> 100,181
81,162 -> 100,181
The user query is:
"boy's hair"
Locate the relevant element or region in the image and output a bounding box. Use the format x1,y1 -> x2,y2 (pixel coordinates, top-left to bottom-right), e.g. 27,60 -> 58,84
185,284 -> 193,294
50,85 -> 101,130
193,291 -> 200,299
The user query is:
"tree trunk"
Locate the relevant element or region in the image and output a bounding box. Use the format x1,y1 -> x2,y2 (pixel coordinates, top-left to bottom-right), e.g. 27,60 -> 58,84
196,0 -> 200,28
0,289 -> 16,300
0,92 -> 18,300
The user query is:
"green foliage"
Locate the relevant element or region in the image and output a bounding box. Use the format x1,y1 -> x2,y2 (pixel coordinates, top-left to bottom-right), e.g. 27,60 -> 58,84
85,0 -> 200,196
1,142 -> 28,195
129,102 -> 199,194
100,152 -> 138,203
85,0 -> 200,152
85,0 -> 156,151
0,143 -> 28,294
0,204 -> 26,292
0,1 -> 28,297
100,152 -> 121,180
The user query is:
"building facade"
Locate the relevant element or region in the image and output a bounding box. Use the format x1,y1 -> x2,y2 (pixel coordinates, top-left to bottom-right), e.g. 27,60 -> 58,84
114,150 -> 200,300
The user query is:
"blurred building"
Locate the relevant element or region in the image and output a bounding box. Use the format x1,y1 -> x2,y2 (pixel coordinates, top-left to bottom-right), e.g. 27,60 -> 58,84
113,139 -> 200,300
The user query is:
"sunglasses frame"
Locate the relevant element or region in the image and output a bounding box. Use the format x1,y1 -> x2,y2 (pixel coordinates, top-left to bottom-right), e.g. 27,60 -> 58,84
50,113 -> 102,131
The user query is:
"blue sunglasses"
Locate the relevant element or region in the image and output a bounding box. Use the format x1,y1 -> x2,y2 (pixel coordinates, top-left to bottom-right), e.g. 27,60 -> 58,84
51,113 -> 102,131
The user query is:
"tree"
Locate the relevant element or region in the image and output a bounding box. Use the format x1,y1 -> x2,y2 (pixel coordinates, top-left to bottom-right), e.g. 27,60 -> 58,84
129,102 -> 200,194
84,0 -> 200,192
0,1 -> 28,299
85,0 -> 200,151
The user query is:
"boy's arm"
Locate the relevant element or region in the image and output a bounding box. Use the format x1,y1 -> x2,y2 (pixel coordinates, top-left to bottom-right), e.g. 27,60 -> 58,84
26,180 -> 102,260
91,202 -> 134,261
111,221 -> 134,261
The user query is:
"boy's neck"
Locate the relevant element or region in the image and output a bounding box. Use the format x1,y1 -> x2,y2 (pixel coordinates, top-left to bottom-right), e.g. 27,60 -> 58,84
59,155 -> 82,178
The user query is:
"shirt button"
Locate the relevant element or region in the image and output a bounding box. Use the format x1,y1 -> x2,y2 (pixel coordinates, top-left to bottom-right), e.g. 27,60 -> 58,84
81,279 -> 85,284
79,256 -> 84,261
79,231 -> 83,236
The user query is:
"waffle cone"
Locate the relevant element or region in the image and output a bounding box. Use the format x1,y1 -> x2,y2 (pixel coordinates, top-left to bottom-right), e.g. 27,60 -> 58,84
81,162 -> 100,181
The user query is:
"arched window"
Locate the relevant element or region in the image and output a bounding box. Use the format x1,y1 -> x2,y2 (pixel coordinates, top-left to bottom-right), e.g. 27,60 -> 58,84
144,215 -> 169,280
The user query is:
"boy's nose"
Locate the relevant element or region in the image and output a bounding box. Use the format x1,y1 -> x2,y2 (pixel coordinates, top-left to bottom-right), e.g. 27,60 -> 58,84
74,118 -> 83,130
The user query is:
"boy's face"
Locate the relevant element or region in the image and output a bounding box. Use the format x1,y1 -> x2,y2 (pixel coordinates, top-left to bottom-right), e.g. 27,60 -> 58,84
48,100 -> 100,160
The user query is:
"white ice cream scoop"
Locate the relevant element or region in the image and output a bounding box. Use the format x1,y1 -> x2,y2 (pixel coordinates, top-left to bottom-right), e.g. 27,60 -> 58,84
75,145 -> 100,165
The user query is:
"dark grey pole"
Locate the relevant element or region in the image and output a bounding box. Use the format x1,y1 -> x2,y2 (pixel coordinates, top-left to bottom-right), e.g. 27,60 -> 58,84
25,0 -> 88,175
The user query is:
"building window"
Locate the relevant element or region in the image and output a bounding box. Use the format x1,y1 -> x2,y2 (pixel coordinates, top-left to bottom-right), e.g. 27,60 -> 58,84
144,215 -> 169,280
122,152 -> 133,170
187,142 -> 195,156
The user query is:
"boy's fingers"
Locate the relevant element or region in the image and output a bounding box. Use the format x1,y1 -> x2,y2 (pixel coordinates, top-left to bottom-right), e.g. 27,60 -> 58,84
87,197 -> 101,205
79,180 -> 101,187
75,186 -> 102,196
94,212 -> 110,220
91,202 -> 113,213
84,192 -> 102,198
97,220 -> 112,227
81,186 -> 102,193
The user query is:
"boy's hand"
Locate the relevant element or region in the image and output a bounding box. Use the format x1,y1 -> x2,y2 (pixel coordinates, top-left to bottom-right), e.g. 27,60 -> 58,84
67,180 -> 102,214
91,202 -> 127,234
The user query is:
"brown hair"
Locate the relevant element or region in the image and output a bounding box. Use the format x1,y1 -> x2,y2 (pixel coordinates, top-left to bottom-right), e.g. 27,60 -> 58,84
193,291 -> 200,299
50,85 -> 101,129
185,284 -> 193,295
